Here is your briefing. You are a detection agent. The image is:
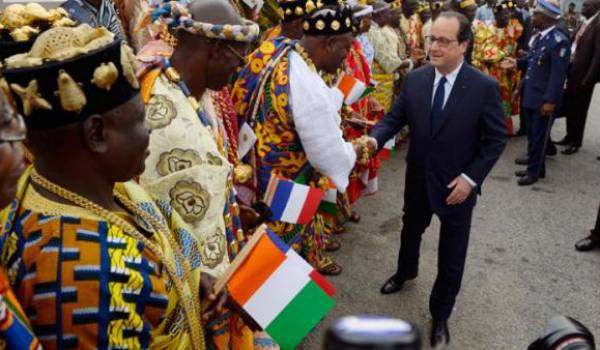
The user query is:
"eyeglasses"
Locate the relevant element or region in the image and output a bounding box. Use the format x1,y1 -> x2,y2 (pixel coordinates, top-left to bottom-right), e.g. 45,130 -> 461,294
425,35 -> 459,48
225,44 -> 249,64
0,109 -> 26,144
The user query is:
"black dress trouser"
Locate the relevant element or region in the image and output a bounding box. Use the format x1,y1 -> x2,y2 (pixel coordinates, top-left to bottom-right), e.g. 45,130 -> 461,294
396,172 -> 474,320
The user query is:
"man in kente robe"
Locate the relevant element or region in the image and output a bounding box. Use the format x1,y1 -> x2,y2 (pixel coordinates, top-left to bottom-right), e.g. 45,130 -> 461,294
232,0 -> 364,275
135,0 -> 261,347
0,24 -> 225,350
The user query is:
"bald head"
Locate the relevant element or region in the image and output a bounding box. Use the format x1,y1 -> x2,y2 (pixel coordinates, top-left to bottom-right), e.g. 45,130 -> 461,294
188,0 -> 243,25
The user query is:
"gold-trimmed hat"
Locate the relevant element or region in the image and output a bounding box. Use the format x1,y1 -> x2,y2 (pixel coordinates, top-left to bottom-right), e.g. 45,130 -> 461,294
302,0 -> 353,36
280,0 -> 310,22
1,24 -> 140,129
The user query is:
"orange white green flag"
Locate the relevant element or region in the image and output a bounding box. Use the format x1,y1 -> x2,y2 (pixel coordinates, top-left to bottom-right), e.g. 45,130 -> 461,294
224,227 -> 336,349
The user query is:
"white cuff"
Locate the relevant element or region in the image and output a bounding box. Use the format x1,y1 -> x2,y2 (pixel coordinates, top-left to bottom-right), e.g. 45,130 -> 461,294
461,173 -> 477,188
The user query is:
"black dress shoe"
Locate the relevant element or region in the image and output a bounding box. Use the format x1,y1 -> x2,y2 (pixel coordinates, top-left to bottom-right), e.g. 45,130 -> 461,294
575,235 -> 600,251
518,176 -> 538,186
561,145 -> 579,155
515,170 -> 545,178
380,274 -> 416,295
554,137 -> 570,146
515,156 -> 529,165
430,319 -> 450,347
546,143 -> 557,156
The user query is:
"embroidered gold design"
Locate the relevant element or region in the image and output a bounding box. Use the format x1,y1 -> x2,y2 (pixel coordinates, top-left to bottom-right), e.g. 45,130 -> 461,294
146,94 -> 177,129
205,152 -> 223,166
10,80 -> 52,116
169,180 -> 210,223
120,44 -> 139,89
316,19 -> 325,30
331,20 -> 340,31
200,229 -> 226,269
156,148 -> 202,176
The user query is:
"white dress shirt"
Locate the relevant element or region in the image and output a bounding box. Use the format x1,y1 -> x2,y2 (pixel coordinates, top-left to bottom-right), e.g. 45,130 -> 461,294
571,11 -> 600,55
432,62 -> 477,188
288,51 -> 357,193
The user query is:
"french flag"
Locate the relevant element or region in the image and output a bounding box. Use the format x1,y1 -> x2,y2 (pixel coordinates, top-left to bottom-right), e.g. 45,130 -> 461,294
264,176 -> 325,225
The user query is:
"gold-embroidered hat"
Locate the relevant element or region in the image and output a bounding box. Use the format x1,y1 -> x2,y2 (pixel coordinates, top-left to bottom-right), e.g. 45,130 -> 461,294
1,24 -> 140,129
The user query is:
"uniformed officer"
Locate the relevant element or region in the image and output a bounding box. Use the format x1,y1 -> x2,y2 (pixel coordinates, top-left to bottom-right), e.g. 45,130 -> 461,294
504,0 -> 570,186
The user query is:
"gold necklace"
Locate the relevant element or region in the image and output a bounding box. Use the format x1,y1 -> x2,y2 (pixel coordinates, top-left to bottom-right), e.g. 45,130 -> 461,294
294,43 -> 318,73
29,169 -> 205,349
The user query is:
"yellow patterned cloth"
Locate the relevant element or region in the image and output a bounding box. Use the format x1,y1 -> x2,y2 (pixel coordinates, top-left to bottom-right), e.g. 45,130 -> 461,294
0,168 -> 203,349
366,23 -> 405,112
138,71 -> 253,349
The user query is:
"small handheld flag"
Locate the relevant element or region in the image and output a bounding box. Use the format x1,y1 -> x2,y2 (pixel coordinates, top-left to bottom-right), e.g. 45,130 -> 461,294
237,121 -> 258,159
263,176 -> 325,224
216,225 -> 336,350
336,73 -> 372,105
378,136 -> 396,160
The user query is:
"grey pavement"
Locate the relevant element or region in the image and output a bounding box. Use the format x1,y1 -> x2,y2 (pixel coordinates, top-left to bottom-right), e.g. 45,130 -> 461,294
301,89 -> 600,349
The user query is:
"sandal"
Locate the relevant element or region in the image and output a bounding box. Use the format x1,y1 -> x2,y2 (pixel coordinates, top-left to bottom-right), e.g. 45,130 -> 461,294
349,211 -> 361,223
324,239 -> 341,252
317,257 -> 343,276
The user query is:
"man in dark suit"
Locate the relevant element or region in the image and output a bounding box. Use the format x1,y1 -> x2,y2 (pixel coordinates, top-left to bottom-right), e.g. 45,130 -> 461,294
367,11 -> 507,347
556,0 -> 600,155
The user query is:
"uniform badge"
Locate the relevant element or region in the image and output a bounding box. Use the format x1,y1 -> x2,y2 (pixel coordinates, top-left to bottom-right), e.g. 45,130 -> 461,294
559,48 -> 567,57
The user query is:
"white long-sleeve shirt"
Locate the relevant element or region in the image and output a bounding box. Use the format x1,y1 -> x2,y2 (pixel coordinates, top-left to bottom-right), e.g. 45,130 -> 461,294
288,51 -> 357,192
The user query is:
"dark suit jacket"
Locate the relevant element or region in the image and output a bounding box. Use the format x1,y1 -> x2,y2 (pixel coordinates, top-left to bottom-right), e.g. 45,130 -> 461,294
568,14 -> 600,92
370,64 -> 507,214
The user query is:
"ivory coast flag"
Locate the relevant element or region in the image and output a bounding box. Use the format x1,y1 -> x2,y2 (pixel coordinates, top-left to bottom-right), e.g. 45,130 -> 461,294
336,73 -> 369,105
379,136 -> 396,160
228,229 -> 336,349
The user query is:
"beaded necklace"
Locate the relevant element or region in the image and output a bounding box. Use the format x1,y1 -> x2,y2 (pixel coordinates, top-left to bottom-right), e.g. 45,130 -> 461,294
29,169 -> 205,350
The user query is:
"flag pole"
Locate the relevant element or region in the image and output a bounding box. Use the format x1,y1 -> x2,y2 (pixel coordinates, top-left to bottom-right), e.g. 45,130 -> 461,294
214,224 -> 268,294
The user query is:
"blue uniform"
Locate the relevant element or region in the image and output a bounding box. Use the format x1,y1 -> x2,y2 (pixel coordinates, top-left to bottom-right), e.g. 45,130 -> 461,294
519,26 -> 570,179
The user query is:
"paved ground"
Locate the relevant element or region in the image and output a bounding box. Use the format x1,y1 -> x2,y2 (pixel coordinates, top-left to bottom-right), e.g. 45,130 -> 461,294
301,88 -> 600,349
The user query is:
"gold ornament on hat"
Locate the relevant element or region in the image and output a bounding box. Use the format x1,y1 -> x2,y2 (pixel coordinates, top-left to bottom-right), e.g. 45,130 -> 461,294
120,44 -> 140,89
57,70 -> 87,113
91,62 -> 119,90
0,4 -> 75,42
10,80 -> 52,116
303,21 -> 310,30
5,25 -> 115,69
331,20 -> 341,31
306,0 -> 316,12
285,8 -> 293,15
316,19 -> 325,30
294,6 -> 304,15
0,79 -> 15,108
345,18 -> 352,27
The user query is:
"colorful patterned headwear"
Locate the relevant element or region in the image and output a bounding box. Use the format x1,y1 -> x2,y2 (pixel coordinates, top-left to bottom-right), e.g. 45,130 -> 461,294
1,24 -> 140,129
534,0 -> 560,19
303,0 -> 354,36
0,3 -> 76,62
148,0 -> 260,42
